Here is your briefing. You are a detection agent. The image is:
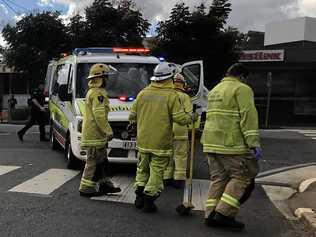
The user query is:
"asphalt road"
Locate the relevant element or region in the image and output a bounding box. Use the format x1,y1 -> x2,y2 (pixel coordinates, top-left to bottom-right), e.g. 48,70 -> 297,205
0,124 -> 312,237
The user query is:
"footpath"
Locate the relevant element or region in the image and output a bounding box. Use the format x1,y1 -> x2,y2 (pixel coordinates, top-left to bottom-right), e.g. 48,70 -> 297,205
257,163 -> 316,236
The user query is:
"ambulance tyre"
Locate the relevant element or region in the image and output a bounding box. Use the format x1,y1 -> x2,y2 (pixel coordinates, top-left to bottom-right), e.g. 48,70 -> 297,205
50,125 -> 60,151
65,138 -> 81,170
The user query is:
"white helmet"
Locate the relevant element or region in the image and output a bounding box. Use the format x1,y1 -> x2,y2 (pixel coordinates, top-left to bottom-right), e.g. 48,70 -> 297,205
174,73 -> 185,83
150,62 -> 177,81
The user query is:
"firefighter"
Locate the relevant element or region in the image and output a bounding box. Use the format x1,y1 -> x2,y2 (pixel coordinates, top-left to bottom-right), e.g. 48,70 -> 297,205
17,84 -> 48,142
202,63 -> 261,230
128,62 -> 197,213
79,63 -> 121,197
163,73 -> 192,188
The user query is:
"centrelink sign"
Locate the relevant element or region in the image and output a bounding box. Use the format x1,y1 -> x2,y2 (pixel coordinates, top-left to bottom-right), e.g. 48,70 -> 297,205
239,50 -> 284,62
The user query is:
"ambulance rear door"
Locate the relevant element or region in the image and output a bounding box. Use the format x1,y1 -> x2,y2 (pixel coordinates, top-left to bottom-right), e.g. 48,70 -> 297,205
181,60 -> 208,111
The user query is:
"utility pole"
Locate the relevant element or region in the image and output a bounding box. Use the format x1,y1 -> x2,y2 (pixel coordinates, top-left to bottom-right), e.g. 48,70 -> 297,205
265,72 -> 272,128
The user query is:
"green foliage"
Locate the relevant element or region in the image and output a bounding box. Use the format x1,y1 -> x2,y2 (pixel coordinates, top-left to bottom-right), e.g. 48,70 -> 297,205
2,11 -> 69,88
68,0 -> 149,48
153,0 -> 241,88
2,0 -> 150,90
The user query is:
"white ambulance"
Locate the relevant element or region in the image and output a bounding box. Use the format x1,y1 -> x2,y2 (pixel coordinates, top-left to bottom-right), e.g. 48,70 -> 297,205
46,47 -> 208,169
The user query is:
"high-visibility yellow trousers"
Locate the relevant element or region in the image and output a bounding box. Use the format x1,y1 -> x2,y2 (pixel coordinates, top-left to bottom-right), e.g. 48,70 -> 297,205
163,140 -> 188,180
135,152 -> 170,197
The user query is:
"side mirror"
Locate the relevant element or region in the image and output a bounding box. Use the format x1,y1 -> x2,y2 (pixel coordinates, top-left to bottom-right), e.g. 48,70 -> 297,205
58,84 -> 72,101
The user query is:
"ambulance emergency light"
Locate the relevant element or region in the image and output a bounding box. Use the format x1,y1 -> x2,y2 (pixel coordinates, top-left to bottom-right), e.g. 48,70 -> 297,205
73,47 -> 150,55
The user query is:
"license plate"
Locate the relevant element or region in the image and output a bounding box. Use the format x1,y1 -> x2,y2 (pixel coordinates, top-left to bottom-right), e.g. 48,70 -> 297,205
123,141 -> 136,150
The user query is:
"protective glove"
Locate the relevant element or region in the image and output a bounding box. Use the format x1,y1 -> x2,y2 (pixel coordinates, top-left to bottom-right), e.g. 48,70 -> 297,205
107,133 -> 113,142
251,147 -> 263,160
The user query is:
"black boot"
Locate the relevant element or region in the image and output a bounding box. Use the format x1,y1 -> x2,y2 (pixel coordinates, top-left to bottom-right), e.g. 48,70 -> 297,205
143,194 -> 158,213
212,212 -> 245,230
17,131 -> 24,142
99,182 -> 121,194
134,186 -> 145,209
205,211 -> 216,226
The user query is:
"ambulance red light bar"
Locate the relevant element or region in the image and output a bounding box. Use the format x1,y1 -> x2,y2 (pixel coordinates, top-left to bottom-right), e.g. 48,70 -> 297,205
113,47 -> 150,53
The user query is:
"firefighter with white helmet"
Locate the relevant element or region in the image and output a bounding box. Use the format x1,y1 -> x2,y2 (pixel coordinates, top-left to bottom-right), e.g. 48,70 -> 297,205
128,62 -> 198,212
163,73 -> 192,188
79,63 -> 121,197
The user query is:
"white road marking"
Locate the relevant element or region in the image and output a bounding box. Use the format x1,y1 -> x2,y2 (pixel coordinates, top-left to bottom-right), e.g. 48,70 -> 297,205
9,168 -> 79,195
0,133 -> 10,136
0,165 -> 21,175
298,178 -> 316,193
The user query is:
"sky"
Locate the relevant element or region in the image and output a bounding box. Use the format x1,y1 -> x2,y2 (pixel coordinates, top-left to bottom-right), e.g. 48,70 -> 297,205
0,0 -> 315,45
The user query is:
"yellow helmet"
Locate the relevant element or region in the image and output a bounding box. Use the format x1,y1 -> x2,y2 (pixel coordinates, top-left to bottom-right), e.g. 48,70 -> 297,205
87,63 -> 111,80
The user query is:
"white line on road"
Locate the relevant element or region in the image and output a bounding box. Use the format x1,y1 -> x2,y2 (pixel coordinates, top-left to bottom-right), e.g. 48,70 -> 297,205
0,133 -> 10,136
0,165 -> 21,175
9,168 -> 79,195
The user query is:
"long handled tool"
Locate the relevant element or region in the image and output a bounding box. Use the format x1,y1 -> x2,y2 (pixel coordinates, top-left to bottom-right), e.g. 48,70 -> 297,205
176,104 -> 197,216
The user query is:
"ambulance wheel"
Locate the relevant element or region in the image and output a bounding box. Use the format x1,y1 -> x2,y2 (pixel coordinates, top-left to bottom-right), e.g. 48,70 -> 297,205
50,127 -> 60,151
65,139 -> 80,170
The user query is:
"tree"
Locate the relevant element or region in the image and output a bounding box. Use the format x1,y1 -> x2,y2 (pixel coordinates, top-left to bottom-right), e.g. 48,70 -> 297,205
79,0 -> 149,47
153,1 -> 240,88
2,11 -> 69,88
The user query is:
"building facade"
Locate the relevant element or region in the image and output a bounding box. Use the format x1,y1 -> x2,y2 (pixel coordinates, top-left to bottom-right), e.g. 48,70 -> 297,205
240,17 -> 316,126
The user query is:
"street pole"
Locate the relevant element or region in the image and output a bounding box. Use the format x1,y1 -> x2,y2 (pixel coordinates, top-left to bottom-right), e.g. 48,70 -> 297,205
265,72 -> 272,128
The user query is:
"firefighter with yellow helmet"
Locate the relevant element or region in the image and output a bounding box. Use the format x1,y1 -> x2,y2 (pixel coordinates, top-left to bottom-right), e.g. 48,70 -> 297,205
79,63 -> 121,197
163,73 -> 192,188
202,63 -> 261,230
128,62 -> 197,212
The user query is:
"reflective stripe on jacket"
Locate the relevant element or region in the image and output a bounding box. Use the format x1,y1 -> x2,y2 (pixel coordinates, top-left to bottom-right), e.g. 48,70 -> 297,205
201,76 -> 260,154
173,90 -> 192,140
81,78 -> 113,148
129,80 -> 192,157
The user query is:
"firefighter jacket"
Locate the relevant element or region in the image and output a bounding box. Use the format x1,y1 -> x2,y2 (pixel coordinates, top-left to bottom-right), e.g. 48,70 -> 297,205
81,78 -> 113,148
201,76 -> 260,154
129,80 -> 193,157
173,89 -> 192,140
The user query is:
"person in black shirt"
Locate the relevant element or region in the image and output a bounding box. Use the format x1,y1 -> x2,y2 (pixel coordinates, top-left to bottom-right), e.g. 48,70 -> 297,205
17,84 -> 49,142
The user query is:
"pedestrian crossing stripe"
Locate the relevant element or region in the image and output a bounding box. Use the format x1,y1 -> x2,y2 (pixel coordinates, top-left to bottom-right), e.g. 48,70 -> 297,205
9,168 -> 80,196
0,165 -> 21,175
0,166 -> 214,210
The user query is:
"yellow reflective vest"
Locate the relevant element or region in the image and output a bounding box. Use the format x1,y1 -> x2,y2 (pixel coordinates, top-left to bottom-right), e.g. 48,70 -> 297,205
81,78 -> 113,148
129,80 -> 193,157
201,76 -> 260,154
173,89 -> 192,140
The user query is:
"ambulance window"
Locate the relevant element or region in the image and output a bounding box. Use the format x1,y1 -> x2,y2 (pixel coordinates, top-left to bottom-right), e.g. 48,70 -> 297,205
182,64 -> 200,96
52,64 -> 71,95
67,64 -> 73,94
76,63 -> 156,98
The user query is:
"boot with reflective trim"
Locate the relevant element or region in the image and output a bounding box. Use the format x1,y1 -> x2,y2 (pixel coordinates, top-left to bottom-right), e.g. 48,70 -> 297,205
134,186 -> 145,209
212,212 -> 245,230
143,194 -> 158,213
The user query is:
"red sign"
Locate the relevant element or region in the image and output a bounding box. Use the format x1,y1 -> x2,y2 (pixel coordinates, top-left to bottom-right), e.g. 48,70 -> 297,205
239,50 -> 284,62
